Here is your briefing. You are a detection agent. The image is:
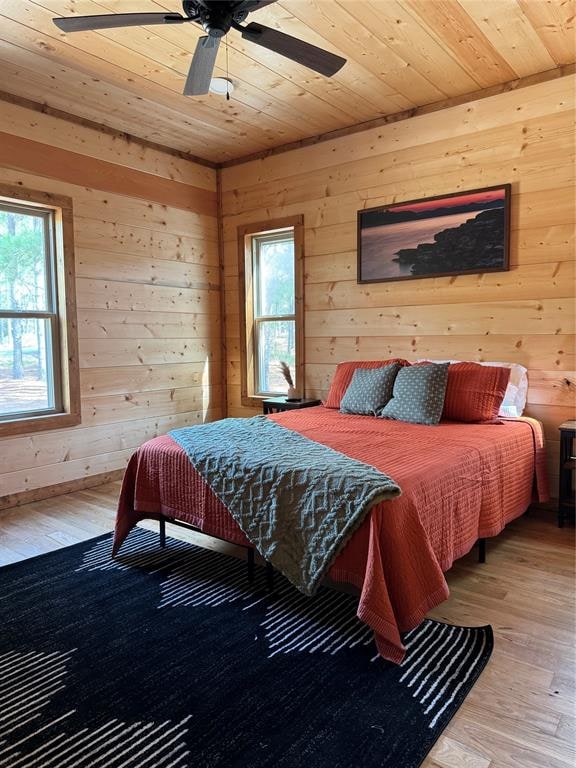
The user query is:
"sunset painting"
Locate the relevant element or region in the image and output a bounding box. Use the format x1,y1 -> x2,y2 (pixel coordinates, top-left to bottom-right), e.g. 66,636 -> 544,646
357,185 -> 511,283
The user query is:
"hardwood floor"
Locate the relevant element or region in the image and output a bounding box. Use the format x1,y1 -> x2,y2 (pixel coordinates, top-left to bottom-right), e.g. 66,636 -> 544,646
0,483 -> 574,768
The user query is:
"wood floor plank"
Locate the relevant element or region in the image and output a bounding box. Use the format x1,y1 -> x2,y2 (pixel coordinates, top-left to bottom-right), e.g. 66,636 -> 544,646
428,737 -> 492,768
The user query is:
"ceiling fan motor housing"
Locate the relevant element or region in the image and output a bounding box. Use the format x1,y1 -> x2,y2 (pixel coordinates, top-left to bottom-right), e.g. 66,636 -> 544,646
184,0 -> 240,38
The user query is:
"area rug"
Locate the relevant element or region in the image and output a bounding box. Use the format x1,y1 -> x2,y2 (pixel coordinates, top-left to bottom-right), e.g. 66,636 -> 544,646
0,528 -> 493,768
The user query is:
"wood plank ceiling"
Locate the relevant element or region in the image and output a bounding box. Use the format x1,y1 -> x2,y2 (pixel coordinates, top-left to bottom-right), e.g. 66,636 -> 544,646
0,0 -> 574,163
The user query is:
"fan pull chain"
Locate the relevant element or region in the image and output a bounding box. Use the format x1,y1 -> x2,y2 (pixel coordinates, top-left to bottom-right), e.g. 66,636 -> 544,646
226,35 -> 230,101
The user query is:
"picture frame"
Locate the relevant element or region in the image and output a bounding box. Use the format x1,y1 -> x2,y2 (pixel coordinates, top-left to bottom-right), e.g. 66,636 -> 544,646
357,184 -> 511,284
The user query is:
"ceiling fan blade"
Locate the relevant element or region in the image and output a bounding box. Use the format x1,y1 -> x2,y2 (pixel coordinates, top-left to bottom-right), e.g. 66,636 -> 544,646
53,13 -> 186,33
241,22 -> 346,76
184,36 -> 221,96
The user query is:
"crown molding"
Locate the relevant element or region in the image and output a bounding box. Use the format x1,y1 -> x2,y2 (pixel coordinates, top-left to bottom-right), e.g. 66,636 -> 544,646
1,63 -> 573,171
219,64 -> 575,169
0,89 -> 218,169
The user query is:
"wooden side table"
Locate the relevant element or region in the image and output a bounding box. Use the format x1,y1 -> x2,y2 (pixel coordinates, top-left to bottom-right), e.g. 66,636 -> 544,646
558,420 -> 576,527
262,397 -> 322,415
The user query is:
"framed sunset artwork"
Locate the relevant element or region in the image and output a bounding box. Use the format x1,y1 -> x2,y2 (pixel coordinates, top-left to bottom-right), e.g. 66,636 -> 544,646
357,184 -> 511,283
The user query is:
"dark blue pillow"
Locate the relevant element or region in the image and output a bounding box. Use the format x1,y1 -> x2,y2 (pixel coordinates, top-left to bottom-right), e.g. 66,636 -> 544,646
340,364 -> 401,416
379,363 -> 449,425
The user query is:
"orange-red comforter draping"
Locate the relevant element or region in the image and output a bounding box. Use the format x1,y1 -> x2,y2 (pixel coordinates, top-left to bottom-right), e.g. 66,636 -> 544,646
113,408 -> 549,663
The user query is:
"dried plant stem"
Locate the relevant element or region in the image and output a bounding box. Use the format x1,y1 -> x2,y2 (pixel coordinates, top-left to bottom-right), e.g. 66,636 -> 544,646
278,361 -> 294,388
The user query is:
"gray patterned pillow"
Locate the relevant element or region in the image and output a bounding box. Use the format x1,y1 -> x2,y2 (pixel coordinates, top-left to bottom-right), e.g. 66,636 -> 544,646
340,364 -> 401,416
379,363 -> 449,425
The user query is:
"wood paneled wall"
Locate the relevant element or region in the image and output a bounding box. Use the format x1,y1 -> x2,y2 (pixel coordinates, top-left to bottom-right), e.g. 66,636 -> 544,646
221,74 -> 576,496
1,74 -> 573,504
0,101 -> 220,502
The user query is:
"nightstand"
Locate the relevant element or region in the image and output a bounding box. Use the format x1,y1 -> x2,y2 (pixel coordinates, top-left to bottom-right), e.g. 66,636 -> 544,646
262,397 -> 322,415
558,420 -> 576,527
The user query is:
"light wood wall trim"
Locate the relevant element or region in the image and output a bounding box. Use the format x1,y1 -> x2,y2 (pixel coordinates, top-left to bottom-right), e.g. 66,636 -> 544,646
0,132 -> 217,217
0,412 -> 82,439
220,64 -> 575,169
0,89 -> 217,170
238,226 -> 255,409
57,192 -> 81,428
216,169 -> 228,419
0,183 -> 71,211
0,469 -> 125,512
294,218 -> 305,398
237,216 -> 307,238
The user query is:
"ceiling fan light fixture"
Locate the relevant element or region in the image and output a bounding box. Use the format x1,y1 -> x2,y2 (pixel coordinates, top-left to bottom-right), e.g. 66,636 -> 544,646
209,77 -> 234,96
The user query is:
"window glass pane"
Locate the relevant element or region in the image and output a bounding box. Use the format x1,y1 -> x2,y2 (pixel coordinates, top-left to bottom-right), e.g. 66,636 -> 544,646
256,236 -> 294,317
0,208 -> 50,312
256,319 -> 295,394
0,317 -> 54,416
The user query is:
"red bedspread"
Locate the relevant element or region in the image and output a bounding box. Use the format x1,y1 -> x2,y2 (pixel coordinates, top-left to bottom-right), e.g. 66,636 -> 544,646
113,408 -> 548,663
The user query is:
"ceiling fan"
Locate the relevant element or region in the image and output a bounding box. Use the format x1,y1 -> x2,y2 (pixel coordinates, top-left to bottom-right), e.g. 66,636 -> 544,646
53,1 -> 346,96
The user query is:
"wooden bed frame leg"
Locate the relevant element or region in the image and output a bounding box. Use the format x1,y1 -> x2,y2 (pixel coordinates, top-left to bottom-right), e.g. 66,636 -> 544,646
478,538 -> 486,564
266,561 -> 275,592
159,518 -> 166,548
247,547 -> 255,584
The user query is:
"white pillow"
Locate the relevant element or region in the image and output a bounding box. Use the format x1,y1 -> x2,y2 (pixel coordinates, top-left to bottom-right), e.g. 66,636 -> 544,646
414,359 -> 528,417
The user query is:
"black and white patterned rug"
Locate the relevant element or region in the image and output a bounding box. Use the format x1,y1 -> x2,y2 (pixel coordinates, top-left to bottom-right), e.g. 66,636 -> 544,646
0,528 -> 493,767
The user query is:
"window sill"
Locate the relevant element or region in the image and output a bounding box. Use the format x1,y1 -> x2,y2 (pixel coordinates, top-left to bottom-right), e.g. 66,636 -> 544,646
0,410 -> 81,438
240,394 -> 267,409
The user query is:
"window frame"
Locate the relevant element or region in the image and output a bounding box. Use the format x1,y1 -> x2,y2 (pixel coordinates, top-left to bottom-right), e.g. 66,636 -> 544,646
252,230 -> 297,397
238,215 -> 304,409
0,184 -> 80,437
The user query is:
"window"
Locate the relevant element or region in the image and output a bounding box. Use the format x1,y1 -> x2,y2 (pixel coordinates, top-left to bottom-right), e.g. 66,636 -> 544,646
0,185 -> 80,436
238,216 -> 303,407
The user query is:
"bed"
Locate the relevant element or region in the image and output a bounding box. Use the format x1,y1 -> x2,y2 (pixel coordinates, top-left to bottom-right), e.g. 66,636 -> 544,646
113,405 -> 549,663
